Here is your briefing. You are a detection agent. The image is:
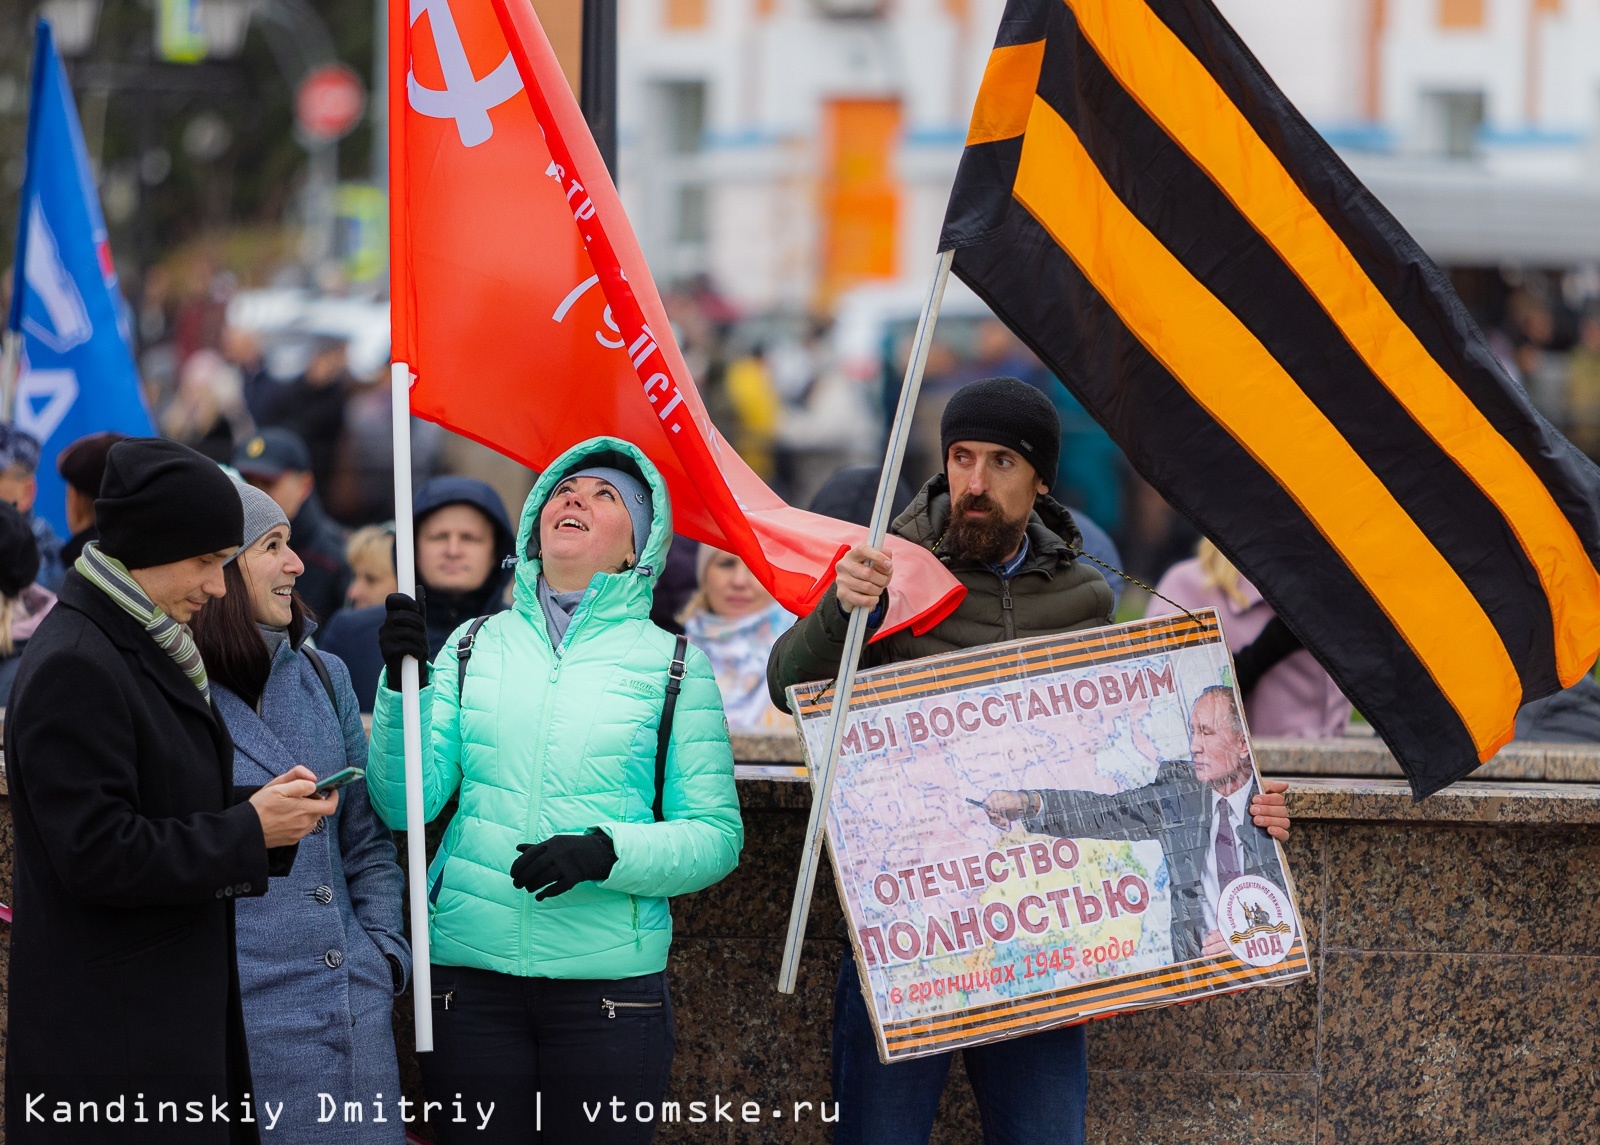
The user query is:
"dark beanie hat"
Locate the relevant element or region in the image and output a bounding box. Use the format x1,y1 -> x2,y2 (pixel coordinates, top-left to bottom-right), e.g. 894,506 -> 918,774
96,439 -> 243,570
0,501 -> 40,598
57,431 -> 127,497
940,377 -> 1060,486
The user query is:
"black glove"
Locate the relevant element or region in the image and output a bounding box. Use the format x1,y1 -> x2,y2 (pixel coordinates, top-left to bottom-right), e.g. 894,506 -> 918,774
511,831 -> 618,900
379,591 -> 430,691
1232,616 -> 1303,698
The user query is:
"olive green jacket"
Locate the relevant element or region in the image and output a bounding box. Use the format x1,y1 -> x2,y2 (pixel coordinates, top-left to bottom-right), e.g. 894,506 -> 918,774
768,473 -> 1115,710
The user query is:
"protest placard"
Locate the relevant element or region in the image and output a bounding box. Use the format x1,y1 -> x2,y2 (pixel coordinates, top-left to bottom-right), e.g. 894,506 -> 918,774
788,609 -> 1309,1063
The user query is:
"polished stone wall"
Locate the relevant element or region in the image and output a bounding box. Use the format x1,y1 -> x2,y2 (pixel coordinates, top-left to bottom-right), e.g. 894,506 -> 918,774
642,776 -> 1600,1145
3,739 -> 1600,1143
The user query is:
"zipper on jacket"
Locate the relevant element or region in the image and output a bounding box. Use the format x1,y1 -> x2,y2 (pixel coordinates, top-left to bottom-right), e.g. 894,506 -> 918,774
631,895 -> 641,951
559,588 -> 603,656
547,589 -> 602,672
602,998 -> 663,1019
432,989 -> 455,1011
999,576 -> 1016,641
523,646 -> 561,974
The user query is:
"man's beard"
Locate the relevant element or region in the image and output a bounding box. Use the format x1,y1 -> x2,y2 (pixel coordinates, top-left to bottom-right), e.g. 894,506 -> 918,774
944,491 -> 1030,565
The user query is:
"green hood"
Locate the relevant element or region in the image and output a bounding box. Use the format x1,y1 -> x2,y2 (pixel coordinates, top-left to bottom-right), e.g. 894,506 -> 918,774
365,437 -> 741,981
512,436 -> 674,628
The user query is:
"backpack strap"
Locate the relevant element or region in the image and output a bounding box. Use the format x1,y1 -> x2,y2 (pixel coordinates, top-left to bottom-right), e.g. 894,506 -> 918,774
652,634 -> 690,823
300,645 -> 338,714
456,615 -> 493,702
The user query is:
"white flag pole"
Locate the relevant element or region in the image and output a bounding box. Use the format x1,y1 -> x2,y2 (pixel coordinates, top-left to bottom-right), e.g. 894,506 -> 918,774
0,329 -> 21,423
777,248 -> 955,993
391,359 -> 433,1051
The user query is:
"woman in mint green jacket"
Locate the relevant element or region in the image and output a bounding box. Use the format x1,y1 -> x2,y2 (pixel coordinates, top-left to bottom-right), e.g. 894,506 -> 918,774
366,437 -> 743,1144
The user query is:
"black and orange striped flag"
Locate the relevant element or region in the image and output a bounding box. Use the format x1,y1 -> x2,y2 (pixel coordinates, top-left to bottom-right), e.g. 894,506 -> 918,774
940,0 -> 1600,797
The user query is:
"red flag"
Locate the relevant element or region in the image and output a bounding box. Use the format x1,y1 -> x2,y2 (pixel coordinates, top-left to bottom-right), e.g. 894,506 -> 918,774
389,0 -> 963,635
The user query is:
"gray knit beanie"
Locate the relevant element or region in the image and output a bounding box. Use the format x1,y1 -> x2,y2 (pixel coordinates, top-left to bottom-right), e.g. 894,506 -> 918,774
227,478 -> 290,563
552,466 -> 653,559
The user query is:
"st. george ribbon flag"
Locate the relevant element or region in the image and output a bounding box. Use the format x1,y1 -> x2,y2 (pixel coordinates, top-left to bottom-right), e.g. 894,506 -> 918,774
389,0 -> 964,636
938,0 -> 1600,798
7,20 -> 153,537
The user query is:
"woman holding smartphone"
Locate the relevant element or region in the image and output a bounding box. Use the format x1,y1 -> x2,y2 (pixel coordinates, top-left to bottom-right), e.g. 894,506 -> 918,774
192,481 -> 410,1143
366,436 -> 743,1144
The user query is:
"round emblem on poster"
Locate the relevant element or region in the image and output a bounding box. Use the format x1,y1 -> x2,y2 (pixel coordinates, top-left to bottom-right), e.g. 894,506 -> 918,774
1218,875 -> 1296,967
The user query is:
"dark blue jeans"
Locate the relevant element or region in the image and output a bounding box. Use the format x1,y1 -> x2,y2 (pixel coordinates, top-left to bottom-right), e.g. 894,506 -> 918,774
420,964 -> 675,1145
832,956 -> 1088,1145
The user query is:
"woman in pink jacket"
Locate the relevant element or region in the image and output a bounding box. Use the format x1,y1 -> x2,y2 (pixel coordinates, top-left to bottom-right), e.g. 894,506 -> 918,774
1147,539 -> 1351,738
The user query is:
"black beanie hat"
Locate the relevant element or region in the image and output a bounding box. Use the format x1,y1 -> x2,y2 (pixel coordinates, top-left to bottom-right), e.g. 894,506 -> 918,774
96,439 -> 244,570
0,501 -> 40,598
940,376 -> 1060,486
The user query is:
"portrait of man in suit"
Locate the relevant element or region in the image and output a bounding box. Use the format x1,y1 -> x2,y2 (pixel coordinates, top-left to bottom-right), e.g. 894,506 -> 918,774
980,685 -> 1290,962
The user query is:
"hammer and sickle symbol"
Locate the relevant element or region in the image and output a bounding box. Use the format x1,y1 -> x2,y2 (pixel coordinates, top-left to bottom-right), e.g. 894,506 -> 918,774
407,0 -> 524,147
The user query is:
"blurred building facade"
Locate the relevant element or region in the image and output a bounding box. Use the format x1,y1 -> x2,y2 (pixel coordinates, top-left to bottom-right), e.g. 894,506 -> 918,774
1237,0 -> 1600,268
617,0 -> 1600,310
616,0 -> 998,311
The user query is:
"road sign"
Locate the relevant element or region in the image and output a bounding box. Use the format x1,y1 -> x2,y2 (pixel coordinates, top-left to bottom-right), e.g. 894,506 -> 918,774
297,62 -> 366,143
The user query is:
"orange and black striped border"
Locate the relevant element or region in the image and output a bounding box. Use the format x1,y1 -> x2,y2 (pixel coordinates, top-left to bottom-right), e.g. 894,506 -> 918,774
939,0 -> 1600,796
877,941 -> 1310,1059
792,610 -> 1223,716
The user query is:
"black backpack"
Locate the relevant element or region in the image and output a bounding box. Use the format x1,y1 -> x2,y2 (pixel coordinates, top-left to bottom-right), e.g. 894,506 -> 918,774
455,617 -> 689,822
302,645 -> 339,712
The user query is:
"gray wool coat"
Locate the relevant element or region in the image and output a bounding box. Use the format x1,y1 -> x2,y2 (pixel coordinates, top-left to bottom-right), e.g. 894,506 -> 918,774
214,633 -> 410,1143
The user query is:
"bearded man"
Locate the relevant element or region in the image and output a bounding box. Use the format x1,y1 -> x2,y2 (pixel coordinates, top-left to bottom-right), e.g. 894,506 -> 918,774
769,376 -> 1112,680
767,376 -> 1289,1145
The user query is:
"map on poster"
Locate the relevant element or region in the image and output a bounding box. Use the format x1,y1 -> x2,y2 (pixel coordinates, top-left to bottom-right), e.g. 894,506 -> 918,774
788,609 -> 1310,1063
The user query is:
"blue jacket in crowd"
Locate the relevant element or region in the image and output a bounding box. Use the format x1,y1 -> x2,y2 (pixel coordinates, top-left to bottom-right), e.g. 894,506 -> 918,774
215,630 -> 410,1143
320,476 -> 516,711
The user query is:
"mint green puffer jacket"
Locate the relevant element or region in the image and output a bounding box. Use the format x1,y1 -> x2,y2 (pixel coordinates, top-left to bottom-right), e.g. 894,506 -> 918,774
367,437 -> 743,979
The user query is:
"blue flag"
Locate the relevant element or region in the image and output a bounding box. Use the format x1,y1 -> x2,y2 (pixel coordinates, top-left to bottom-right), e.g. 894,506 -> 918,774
8,19 -> 152,539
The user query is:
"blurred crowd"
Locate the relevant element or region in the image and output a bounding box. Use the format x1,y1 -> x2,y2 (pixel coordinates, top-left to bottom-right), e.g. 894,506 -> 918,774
2,258 -> 1588,742
114,261 -> 1600,574
1458,266 -> 1600,464
135,273 -> 1178,579
137,259 -> 445,529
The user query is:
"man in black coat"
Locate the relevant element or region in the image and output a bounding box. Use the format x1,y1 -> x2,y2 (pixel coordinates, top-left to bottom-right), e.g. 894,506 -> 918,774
5,439 -> 338,1143
981,686 -> 1291,961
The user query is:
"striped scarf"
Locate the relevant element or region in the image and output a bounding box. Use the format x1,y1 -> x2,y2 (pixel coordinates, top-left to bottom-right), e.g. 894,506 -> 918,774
76,542 -> 211,702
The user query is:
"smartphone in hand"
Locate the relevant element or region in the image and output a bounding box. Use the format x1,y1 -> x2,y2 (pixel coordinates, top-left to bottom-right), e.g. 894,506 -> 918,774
313,767 -> 365,797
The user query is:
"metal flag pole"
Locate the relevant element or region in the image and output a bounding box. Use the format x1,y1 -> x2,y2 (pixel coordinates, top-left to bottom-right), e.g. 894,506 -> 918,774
391,359 -> 433,1051
777,248 -> 954,994
0,330 -> 20,423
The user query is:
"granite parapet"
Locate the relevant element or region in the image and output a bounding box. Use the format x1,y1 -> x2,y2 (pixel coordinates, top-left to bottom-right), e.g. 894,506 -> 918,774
731,730 -> 1600,782
714,738 -> 1600,1144
1285,777 -> 1600,823
737,763 -> 1600,827
0,732 -> 1595,1143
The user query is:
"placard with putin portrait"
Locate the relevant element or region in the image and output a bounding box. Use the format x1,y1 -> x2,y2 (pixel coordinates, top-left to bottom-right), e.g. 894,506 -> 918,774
789,609 -> 1309,1064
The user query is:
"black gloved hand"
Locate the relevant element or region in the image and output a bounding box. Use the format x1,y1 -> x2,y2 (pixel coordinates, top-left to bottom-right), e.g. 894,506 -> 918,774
511,831 -> 618,900
379,590 -> 430,691
1232,615 -> 1303,698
